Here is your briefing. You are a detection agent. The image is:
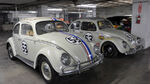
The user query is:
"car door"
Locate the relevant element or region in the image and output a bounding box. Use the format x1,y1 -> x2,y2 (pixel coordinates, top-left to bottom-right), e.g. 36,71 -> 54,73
80,21 -> 98,42
20,23 -> 35,61
13,23 -> 22,56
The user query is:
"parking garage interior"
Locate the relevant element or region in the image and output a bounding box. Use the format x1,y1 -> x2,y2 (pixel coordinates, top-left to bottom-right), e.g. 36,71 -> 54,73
0,0 -> 150,84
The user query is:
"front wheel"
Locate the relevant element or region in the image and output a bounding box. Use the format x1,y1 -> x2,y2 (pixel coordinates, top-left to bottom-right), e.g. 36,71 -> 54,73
101,42 -> 118,57
39,57 -> 57,83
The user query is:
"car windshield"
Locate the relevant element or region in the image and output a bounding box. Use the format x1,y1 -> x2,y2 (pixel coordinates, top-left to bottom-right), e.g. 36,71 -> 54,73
97,20 -> 113,29
36,21 -> 68,35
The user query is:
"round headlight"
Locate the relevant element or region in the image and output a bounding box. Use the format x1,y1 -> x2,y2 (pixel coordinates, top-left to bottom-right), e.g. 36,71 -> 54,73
122,41 -> 128,49
61,53 -> 71,66
94,45 -> 100,55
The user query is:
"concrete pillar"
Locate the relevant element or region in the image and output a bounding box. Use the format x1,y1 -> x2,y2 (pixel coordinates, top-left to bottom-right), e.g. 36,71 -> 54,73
37,5 -> 49,17
132,0 -> 150,48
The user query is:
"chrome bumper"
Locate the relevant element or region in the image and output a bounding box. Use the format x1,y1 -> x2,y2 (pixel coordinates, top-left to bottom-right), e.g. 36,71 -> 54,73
125,45 -> 144,55
59,54 -> 104,76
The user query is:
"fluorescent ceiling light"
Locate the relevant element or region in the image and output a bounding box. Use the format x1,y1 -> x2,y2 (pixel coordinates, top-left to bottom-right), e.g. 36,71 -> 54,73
87,10 -> 93,12
119,0 -> 132,3
47,8 -> 63,11
28,11 -> 37,13
125,14 -> 132,16
77,4 -> 97,8
68,12 -> 83,14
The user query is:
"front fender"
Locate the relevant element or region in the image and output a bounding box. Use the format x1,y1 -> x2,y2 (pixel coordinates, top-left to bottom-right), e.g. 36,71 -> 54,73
34,46 -> 65,73
7,37 -> 17,56
100,37 -> 130,54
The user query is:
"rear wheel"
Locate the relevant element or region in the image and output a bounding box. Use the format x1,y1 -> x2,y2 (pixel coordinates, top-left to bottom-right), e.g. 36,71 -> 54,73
101,42 -> 118,57
7,45 -> 16,60
39,57 -> 57,83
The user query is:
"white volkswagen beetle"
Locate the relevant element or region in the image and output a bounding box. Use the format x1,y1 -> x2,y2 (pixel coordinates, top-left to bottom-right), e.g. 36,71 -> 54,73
6,17 -> 103,83
69,18 -> 144,57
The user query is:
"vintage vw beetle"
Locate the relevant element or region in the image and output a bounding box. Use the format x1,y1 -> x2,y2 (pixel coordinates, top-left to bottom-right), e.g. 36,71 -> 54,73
69,18 -> 144,57
6,17 -> 103,83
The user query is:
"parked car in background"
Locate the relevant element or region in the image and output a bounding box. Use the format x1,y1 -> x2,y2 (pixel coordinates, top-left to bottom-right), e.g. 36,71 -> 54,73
6,17 -> 103,83
107,16 -> 132,33
69,18 -> 144,57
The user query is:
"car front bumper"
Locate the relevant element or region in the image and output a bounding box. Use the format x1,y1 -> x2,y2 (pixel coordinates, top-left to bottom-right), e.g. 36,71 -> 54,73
125,44 -> 144,55
59,54 -> 104,76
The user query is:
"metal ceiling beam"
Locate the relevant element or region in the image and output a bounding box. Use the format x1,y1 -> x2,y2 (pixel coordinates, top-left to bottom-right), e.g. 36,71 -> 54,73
17,0 -> 63,9
0,3 -> 17,5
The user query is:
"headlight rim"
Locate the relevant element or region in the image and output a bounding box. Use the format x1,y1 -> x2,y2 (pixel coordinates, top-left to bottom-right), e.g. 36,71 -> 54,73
94,44 -> 100,55
61,53 -> 71,66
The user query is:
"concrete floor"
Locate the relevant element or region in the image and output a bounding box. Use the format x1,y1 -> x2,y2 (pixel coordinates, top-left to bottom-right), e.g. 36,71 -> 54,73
0,31 -> 150,84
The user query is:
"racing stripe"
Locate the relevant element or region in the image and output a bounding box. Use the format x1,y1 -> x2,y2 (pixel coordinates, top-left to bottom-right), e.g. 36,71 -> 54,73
59,31 -> 93,60
81,42 -> 91,60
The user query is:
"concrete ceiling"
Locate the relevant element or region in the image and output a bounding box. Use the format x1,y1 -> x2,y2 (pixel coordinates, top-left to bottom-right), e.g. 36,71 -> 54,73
0,0 -> 132,10
0,0 -> 36,4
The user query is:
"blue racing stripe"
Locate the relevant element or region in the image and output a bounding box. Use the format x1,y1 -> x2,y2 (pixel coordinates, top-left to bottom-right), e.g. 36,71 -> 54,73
59,31 -> 93,60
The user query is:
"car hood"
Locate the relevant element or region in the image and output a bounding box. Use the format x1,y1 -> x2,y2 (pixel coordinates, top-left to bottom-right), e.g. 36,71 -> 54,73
37,32 -> 96,62
100,28 -> 137,41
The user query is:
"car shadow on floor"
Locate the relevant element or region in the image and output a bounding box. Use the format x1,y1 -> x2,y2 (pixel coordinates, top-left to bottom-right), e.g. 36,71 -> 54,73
10,49 -> 145,84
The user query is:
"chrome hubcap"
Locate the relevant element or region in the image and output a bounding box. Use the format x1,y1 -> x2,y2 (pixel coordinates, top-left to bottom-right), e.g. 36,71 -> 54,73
103,46 -> 114,56
41,62 -> 52,80
107,47 -> 113,53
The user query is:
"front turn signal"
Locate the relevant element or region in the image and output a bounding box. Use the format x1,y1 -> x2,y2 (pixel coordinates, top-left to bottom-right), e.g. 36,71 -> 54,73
99,36 -> 105,40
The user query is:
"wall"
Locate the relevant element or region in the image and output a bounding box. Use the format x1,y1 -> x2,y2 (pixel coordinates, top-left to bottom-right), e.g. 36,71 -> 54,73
132,0 -> 150,48
96,5 -> 132,18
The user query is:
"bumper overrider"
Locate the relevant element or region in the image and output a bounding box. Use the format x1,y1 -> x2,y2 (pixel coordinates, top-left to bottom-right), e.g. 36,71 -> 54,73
59,54 -> 104,76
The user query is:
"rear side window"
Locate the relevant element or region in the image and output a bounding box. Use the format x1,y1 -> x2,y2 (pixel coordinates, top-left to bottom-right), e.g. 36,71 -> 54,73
81,22 -> 96,31
21,24 -> 33,36
14,24 -> 20,34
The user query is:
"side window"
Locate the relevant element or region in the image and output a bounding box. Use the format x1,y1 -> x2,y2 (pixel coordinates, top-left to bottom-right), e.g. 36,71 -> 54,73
81,22 -> 96,31
14,24 -> 20,34
70,21 -> 80,30
21,24 -> 33,36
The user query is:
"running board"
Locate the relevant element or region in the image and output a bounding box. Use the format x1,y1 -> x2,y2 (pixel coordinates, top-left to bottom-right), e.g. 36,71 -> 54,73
16,55 -> 34,68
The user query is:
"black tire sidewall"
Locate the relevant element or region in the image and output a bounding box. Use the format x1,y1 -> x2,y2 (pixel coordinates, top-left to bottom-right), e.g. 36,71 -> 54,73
7,45 -> 16,60
101,42 -> 118,57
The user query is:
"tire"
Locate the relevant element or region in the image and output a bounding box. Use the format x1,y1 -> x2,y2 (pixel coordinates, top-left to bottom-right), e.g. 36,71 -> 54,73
101,42 -> 118,58
39,57 -> 57,83
7,44 -> 16,60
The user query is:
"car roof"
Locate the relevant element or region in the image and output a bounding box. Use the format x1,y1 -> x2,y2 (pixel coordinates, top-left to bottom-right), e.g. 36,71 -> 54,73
76,17 -> 105,21
19,17 -> 60,24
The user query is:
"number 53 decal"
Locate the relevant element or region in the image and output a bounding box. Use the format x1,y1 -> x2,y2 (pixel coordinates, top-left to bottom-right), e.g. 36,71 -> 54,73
84,33 -> 94,42
22,41 -> 28,55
